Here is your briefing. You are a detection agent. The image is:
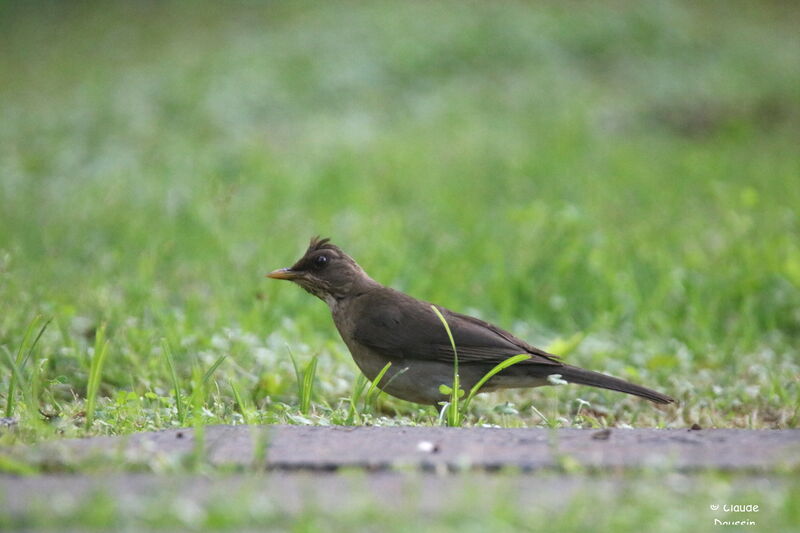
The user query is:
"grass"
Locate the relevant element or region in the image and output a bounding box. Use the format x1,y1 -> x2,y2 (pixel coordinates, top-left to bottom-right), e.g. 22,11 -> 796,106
0,2 -> 798,528
162,339 -> 187,426
288,348 -> 318,416
84,323 -> 110,429
1,472 -> 798,532
0,0 -> 797,441
2,316 -> 50,421
432,305 -> 464,426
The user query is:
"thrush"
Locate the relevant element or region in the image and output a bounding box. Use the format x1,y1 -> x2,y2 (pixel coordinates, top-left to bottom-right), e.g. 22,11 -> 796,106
268,237 -> 674,406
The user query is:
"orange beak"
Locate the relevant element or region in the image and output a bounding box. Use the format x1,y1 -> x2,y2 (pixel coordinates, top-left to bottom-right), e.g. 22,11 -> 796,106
266,268 -> 298,280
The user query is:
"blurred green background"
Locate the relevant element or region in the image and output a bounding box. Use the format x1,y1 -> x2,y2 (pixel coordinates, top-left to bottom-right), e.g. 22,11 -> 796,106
0,0 -> 798,433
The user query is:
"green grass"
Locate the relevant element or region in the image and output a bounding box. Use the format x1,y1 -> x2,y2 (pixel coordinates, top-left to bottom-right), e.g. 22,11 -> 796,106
84,322 -> 110,429
288,348 -> 318,416
1,473 -> 798,532
2,316 -> 49,420
1,2 -> 798,530
0,0 -> 798,442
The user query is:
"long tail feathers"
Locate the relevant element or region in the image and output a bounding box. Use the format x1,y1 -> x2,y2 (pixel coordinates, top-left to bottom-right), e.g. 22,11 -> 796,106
556,365 -> 674,404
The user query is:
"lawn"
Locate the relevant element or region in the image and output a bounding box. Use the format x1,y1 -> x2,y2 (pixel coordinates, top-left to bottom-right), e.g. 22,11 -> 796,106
2,473 -> 798,532
0,0 -> 799,528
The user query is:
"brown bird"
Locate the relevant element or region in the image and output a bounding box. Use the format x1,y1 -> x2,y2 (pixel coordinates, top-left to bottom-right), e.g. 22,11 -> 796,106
268,237 -> 674,407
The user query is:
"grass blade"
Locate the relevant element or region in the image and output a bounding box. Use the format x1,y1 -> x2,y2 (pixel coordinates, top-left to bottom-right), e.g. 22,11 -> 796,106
2,346 -> 30,412
461,354 -> 532,412
85,323 -> 110,430
287,345 -> 319,414
202,354 -> 228,385
300,355 -> 319,414
286,345 -> 301,388
367,364 -> 409,413
161,338 -> 185,425
346,374 -> 368,425
5,316 -> 50,418
285,345 -> 303,402
363,361 -> 392,412
230,380 -> 251,425
20,317 -> 52,370
431,305 -> 461,427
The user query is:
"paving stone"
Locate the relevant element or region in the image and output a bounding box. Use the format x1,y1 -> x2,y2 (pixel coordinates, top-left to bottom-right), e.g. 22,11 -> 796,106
26,425 -> 800,472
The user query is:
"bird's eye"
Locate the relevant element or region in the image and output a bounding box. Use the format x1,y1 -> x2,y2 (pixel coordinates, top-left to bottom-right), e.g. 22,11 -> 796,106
313,255 -> 328,268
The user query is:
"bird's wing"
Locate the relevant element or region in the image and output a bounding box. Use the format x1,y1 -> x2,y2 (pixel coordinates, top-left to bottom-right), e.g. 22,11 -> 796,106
439,308 -> 561,364
350,289 -> 561,367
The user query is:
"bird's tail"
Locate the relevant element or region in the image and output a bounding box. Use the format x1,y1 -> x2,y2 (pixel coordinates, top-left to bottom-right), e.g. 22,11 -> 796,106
556,365 -> 674,404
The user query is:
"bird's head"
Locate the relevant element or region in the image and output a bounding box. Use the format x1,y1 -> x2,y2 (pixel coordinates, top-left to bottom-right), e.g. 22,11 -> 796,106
267,237 -> 373,304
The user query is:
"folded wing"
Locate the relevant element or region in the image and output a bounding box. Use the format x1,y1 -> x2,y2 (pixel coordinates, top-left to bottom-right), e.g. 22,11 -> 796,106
351,289 -> 562,367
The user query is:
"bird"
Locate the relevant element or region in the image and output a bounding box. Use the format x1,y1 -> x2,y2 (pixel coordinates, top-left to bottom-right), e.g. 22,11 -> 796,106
267,237 -> 674,407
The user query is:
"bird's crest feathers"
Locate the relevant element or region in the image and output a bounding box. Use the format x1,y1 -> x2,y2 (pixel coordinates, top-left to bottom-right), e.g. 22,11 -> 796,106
306,236 -> 339,254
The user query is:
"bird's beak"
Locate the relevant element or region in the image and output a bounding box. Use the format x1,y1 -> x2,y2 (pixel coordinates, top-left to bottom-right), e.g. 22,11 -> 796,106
266,268 -> 299,280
